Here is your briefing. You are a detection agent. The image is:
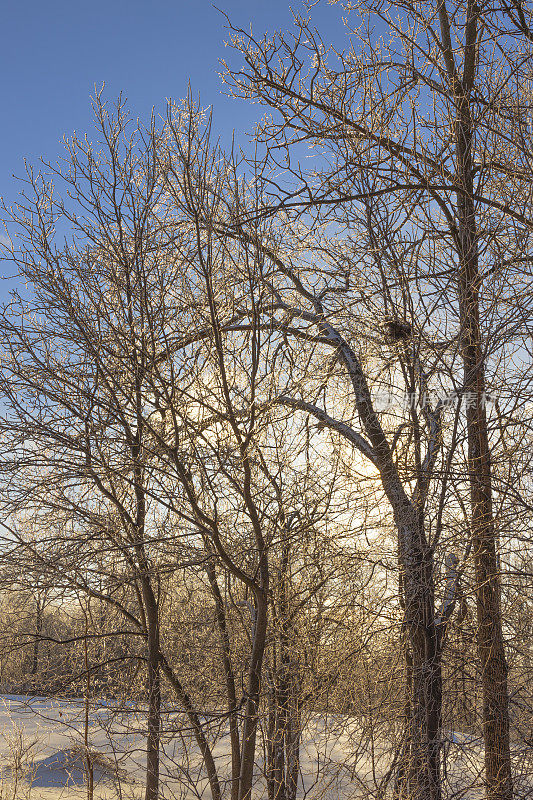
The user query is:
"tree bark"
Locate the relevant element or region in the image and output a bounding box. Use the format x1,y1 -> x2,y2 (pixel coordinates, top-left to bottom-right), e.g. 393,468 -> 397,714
433,0 -> 514,791
205,559 -> 241,800
453,62 -> 514,800
392,503 -> 442,800
143,585 -> 161,800
279,308 -> 444,800
325,324 -> 443,800
239,591 -> 268,800
31,595 -> 43,682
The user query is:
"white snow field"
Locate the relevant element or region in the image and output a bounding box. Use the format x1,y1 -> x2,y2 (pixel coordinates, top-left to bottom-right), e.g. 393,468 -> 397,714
0,695 -> 531,799
0,695 -> 144,799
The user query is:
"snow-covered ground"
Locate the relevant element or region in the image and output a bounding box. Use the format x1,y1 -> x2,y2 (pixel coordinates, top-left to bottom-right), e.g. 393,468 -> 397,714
0,695 -> 530,799
0,695 -> 393,799
0,695 -> 145,799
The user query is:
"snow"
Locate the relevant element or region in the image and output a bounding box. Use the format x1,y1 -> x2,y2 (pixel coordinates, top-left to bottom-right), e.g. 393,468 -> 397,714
0,695 -> 530,799
0,695 -> 143,799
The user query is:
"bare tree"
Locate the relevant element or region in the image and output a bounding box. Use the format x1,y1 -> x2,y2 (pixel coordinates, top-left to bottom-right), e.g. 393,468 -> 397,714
3,12 -> 533,791
0,94 -> 219,800
219,4 -> 533,796
0,95 -> 350,800
159,103 -> 480,799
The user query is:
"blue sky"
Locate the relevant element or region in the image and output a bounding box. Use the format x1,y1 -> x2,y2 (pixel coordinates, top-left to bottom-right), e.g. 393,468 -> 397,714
0,1 -> 349,300
1,1 -> 347,203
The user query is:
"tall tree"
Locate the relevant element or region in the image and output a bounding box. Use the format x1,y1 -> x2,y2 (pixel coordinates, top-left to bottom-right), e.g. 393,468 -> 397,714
161,100 -> 475,799
221,4 -> 533,795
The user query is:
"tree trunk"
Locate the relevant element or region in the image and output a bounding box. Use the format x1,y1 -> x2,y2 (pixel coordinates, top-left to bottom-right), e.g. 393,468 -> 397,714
285,699 -> 300,800
144,590 -> 161,800
395,508 -> 442,800
31,595 -> 43,682
433,0 -> 514,790
454,92 -> 513,800
267,672 -> 285,800
313,325 -> 444,800
278,533 -> 300,800
159,652 -> 223,800
239,591 -> 268,800
205,559 -> 241,800
84,613 -> 94,800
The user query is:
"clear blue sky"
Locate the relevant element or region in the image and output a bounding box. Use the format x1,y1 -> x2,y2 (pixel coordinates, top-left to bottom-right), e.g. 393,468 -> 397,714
0,1 -> 350,300
1,1 -> 347,201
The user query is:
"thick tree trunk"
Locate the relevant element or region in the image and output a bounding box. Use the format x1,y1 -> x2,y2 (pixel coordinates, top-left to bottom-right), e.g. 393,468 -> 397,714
433,1 -> 514,790
267,659 -> 301,800
144,591 -> 161,800
274,291 -> 444,800
266,665 -> 299,800
312,324 -> 444,800
395,506 -> 442,800
239,591 -> 268,800
455,95 -> 513,800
